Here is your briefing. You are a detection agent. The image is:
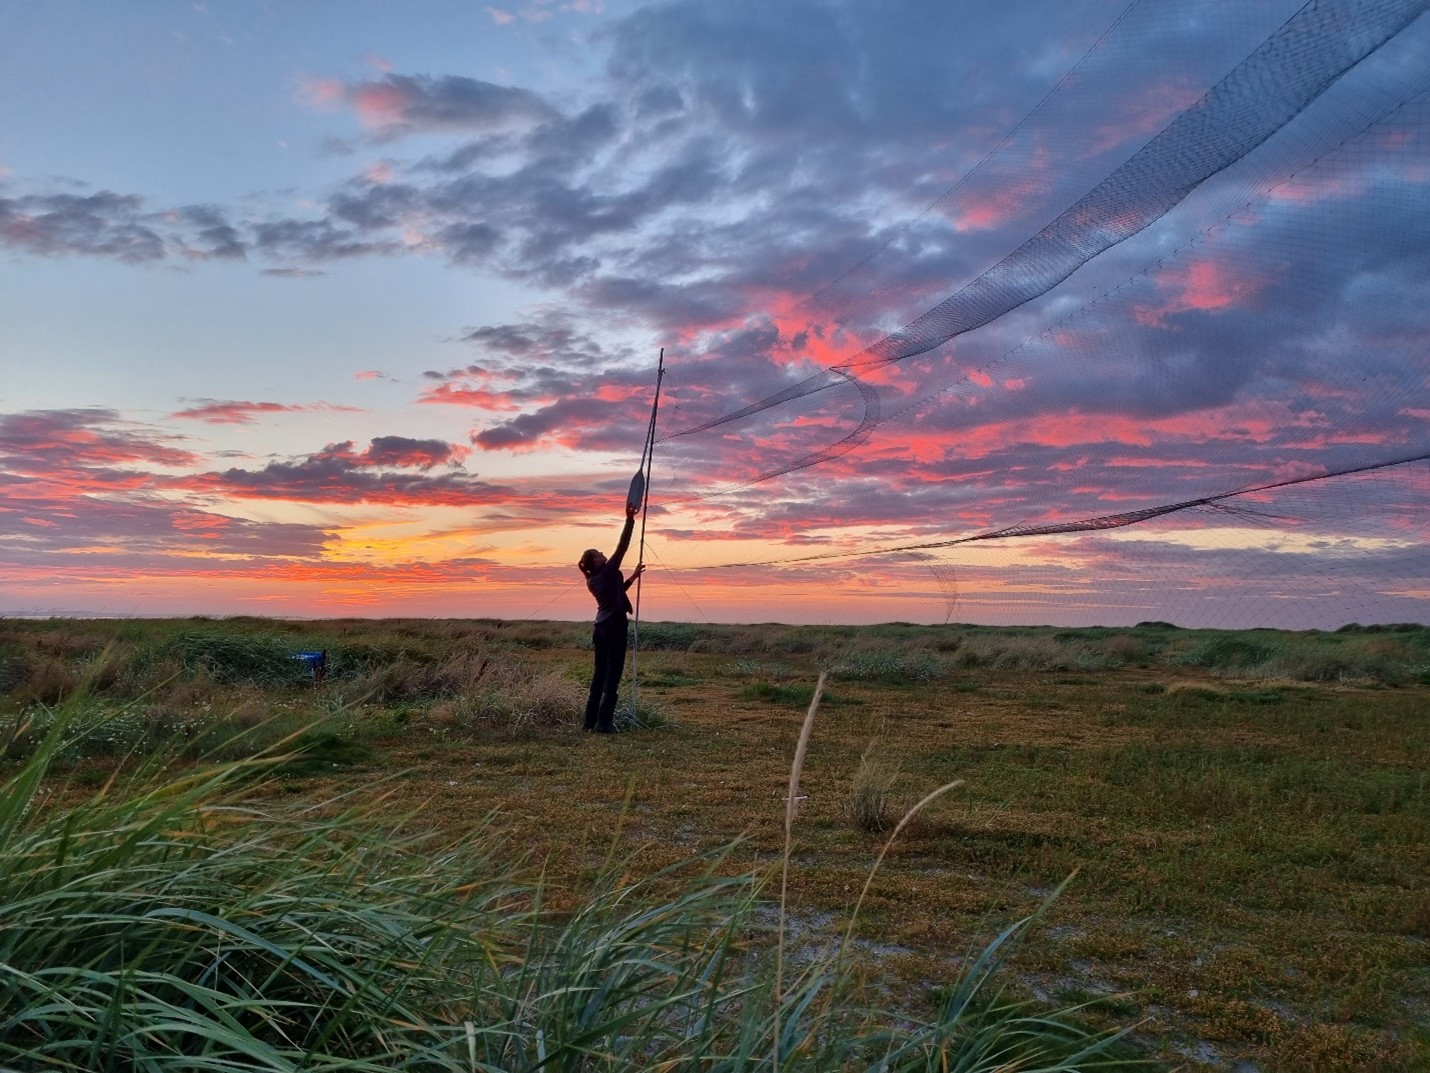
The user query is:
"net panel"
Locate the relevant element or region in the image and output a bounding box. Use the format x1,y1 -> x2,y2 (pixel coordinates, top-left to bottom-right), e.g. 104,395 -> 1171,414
638,0 -> 1430,627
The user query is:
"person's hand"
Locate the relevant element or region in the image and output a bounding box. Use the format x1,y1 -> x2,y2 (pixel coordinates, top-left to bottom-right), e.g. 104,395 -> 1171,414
631,563 -> 646,580
625,503 -> 640,518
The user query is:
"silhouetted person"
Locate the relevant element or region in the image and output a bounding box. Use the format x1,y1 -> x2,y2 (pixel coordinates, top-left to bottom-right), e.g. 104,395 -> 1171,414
577,504 -> 645,733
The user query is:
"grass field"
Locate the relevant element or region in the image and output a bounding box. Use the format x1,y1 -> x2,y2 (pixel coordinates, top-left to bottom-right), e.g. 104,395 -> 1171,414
1,616 -> 1426,1071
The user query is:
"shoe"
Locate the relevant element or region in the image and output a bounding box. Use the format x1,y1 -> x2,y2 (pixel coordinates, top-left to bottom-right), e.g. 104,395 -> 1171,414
594,724 -> 618,734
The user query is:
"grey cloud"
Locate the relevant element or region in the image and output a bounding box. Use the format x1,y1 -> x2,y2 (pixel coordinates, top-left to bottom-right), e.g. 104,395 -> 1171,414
190,439 -> 505,505
363,436 -> 456,468
0,191 -> 165,262
349,74 -> 557,141
0,190 -> 248,265
521,104 -> 621,166
0,496 -> 330,559
328,181 -> 421,229
5,2 -> 1426,531
179,205 -> 247,260
472,387 -> 651,454
250,217 -> 397,260
436,221 -> 502,264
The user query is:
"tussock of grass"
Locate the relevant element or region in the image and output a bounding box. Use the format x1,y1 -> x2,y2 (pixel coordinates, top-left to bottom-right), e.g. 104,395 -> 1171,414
613,694 -> 673,731
849,749 -> 903,833
418,666 -> 586,734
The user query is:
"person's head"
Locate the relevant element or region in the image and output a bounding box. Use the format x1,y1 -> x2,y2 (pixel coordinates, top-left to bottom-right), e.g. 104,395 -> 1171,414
578,548 -> 606,577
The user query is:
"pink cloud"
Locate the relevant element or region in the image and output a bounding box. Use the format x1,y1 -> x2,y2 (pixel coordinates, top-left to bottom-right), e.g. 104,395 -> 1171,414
1086,77 -> 1204,155
951,167 -> 1050,233
349,82 -> 409,131
296,76 -> 344,111
1,409 -> 196,472
171,510 -> 232,532
300,72 -> 553,141
1133,257 -> 1268,325
420,383 -> 528,411
170,400 -> 363,425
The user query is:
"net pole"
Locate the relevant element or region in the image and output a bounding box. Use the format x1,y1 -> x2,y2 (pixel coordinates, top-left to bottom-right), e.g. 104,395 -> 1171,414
630,347 -> 665,721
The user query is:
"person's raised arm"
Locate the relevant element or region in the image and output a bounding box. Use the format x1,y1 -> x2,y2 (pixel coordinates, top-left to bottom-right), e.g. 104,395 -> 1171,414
607,505 -> 637,570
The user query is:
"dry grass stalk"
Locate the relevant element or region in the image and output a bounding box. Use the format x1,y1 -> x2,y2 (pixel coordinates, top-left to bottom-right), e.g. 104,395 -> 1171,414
840,778 -> 964,966
774,670 -> 824,1073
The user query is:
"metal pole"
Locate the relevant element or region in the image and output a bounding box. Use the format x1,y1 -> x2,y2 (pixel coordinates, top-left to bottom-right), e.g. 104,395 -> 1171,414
630,347 -> 664,721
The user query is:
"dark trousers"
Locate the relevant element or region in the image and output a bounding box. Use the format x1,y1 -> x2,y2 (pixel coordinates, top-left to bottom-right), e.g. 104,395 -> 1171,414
584,617 -> 628,731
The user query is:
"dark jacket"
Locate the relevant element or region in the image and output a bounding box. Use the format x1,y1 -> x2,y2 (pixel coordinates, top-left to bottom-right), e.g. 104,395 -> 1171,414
588,514 -> 637,625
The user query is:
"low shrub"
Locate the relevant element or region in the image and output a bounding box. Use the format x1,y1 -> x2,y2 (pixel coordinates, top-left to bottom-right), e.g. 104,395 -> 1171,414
830,649 -> 943,682
1100,634 -> 1146,664
1176,634 -> 1274,671
952,634 -> 1104,672
165,631 -> 314,687
633,621 -> 702,650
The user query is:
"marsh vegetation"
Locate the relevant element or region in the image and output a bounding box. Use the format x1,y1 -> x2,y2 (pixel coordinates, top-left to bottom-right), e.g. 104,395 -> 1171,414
1,616 -> 1425,1071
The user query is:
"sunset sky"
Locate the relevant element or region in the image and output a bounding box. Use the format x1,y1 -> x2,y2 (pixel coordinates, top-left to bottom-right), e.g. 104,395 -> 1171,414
2,0 -> 1427,628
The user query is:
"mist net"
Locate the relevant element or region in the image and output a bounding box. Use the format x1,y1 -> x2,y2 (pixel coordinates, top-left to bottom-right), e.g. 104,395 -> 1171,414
634,0 -> 1430,628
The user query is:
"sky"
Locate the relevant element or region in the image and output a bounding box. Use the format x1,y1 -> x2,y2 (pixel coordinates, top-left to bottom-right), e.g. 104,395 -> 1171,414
1,0 -> 1427,628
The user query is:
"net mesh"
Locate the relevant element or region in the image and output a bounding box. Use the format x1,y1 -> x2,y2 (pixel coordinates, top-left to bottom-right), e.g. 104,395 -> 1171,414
640,0 -> 1430,627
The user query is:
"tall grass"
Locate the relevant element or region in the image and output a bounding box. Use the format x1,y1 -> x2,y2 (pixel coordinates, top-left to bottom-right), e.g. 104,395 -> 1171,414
0,692 -> 1144,1071
0,707 -> 516,1069
848,746 -> 903,834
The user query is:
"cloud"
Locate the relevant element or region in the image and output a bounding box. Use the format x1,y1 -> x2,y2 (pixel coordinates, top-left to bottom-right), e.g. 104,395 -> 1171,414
0,497 -> 331,560
364,435 -> 467,468
0,410 -> 617,611
304,73 -> 557,142
0,191 -> 254,263
176,205 -> 247,260
418,314 -> 656,444
184,437 -> 502,506
171,400 -> 363,425
0,409 -> 333,563
0,409 -> 197,475
250,216 -> 398,261
0,191 -> 166,262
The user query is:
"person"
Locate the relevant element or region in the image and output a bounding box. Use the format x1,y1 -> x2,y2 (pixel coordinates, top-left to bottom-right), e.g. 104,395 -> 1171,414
577,503 -> 646,733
